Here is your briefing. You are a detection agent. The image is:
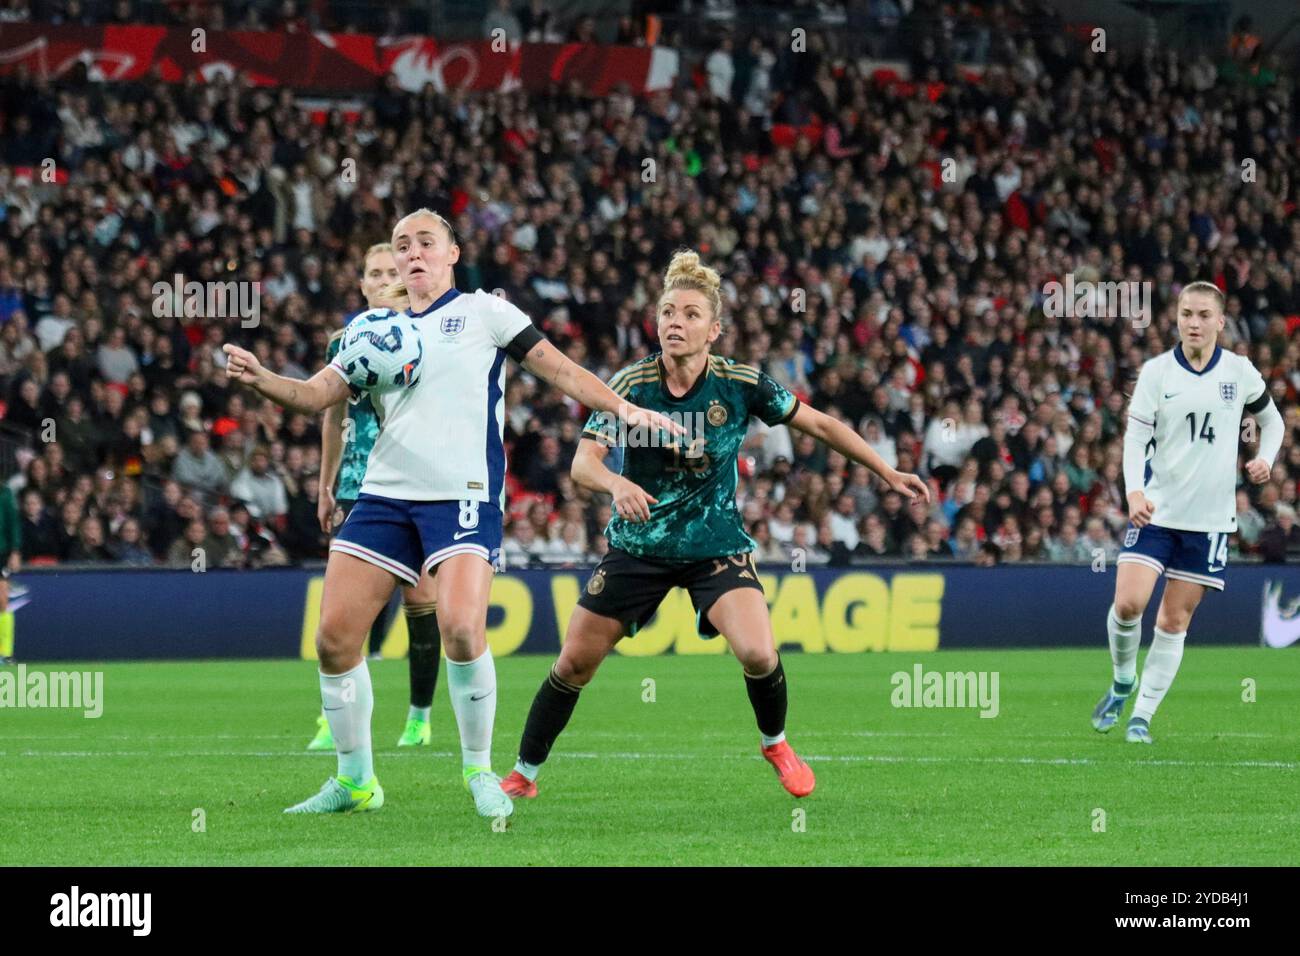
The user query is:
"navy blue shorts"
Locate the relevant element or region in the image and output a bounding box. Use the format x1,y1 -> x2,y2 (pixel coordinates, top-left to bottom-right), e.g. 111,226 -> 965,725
1117,523 -> 1228,591
330,493 -> 503,586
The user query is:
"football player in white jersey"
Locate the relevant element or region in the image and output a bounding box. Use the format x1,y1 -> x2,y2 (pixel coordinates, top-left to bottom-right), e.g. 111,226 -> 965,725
1093,282 -> 1283,743
224,209 -> 681,818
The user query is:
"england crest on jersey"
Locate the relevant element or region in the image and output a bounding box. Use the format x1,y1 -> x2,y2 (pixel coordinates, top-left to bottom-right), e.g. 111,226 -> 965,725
441,315 -> 466,336
1219,382 -> 1236,404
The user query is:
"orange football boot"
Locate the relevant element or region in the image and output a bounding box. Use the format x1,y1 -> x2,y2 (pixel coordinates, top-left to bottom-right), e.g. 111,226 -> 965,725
761,740 -> 816,797
499,770 -> 538,798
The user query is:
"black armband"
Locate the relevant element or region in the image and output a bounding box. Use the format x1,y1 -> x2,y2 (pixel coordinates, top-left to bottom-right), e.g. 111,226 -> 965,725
506,324 -> 545,362
1244,392 -> 1271,415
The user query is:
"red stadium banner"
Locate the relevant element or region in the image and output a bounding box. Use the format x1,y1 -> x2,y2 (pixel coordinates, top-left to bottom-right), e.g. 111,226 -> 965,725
0,23 -> 676,95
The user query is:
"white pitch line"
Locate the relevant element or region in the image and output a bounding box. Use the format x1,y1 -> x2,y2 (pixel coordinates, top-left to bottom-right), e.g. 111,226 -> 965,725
4,749 -> 1294,770
3,729 -> 1288,741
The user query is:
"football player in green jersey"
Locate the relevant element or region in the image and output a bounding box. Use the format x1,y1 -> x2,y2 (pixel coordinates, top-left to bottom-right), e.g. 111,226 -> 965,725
306,242 -> 445,752
501,250 -> 930,799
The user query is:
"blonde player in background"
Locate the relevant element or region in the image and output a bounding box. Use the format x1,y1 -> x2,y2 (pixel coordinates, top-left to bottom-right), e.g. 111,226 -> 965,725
1092,282 -> 1283,743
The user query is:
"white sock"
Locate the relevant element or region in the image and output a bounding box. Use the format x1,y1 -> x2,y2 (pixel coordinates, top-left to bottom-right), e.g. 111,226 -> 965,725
1132,627 -> 1186,722
320,662 -> 374,784
1107,604 -> 1141,687
514,759 -> 541,781
761,731 -> 786,747
447,647 -> 496,772
408,704 -> 432,722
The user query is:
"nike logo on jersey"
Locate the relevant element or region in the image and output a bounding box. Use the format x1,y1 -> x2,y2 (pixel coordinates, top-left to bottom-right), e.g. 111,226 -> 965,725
1163,392 -> 1179,399
453,531 -> 478,540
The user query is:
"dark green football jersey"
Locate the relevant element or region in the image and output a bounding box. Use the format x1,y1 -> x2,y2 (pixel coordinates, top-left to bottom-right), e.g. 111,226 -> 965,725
583,353 -> 799,562
326,330 -> 381,500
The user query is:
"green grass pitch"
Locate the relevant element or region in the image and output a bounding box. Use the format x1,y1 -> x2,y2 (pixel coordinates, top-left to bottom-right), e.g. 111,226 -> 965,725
2,649 -> 1297,866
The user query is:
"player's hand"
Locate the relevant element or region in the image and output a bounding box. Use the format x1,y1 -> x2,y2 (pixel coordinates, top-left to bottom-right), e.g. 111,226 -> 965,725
885,468 -> 931,503
317,486 -> 336,534
1127,491 -> 1156,527
610,476 -> 658,523
6,551 -> 20,573
1245,457 -> 1271,484
223,344 -> 264,385
620,403 -> 686,438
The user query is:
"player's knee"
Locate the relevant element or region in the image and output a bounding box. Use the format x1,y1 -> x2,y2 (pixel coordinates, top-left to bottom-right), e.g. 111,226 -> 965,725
314,631 -> 348,670
437,611 -> 482,658
738,647 -> 778,676
1113,596 -> 1145,622
315,610 -> 355,669
554,652 -> 599,687
1155,611 -> 1191,634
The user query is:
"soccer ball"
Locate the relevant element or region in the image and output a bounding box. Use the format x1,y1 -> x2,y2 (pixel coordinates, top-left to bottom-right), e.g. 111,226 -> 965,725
336,308 -> 424,393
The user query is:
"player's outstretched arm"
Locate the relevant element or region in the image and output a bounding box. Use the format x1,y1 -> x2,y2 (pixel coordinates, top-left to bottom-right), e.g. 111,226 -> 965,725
788,403 -> 931,502
570,438 -> 657,523
520,338 -> 684,438
223,343 -> 350,415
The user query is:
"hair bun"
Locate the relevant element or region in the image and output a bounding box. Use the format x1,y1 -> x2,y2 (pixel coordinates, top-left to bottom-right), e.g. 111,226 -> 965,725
661,249 -> 722,322
664,250 -> 720,294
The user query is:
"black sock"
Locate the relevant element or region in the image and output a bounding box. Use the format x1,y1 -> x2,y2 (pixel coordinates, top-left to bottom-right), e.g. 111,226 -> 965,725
368,596 -> 397,656
405,603 -> 441,710
744,656 -> 788,739
518,666 -> 583,769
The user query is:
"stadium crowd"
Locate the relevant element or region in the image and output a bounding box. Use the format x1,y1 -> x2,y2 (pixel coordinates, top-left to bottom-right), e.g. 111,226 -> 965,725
0,0 -> 1297,571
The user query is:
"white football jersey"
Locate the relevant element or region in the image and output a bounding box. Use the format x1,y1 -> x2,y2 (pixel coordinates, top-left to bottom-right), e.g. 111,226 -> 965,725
1127,346 -> 1268,533
329,288 -> 533,505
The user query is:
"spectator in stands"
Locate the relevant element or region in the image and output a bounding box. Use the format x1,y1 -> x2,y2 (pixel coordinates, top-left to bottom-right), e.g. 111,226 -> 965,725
171,429 -> 228,496
34,293 -> 76,353
202,507 -> 245,568
18,489 -> 58,561
67,515 -> 114,563
1258,505 -> 1299,563
482,0 -> 522,42
706,36 -> 735,102
283,471 -> 328,559
110,516 -> 153,565
95,326 -> 138,384
1235,489 -> 1267,551
949,516 -> 981,561
522,433 -> 565,496
229,446 -> 288,520
167,518 -> 208,567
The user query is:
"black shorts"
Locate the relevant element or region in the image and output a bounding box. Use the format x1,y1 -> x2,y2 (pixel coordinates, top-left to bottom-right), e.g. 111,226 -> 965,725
577,547 -> 764,638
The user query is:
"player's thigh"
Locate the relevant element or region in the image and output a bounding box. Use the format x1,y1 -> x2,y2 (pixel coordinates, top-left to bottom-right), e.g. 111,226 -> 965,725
1155,578 -> 1206,634
1112,561 -> 1161,620
401,569 -> 439,607
705,586 -> 778,675
555,605 -> 625,687
318,550 -> 400,671
432,553 -> 494,661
